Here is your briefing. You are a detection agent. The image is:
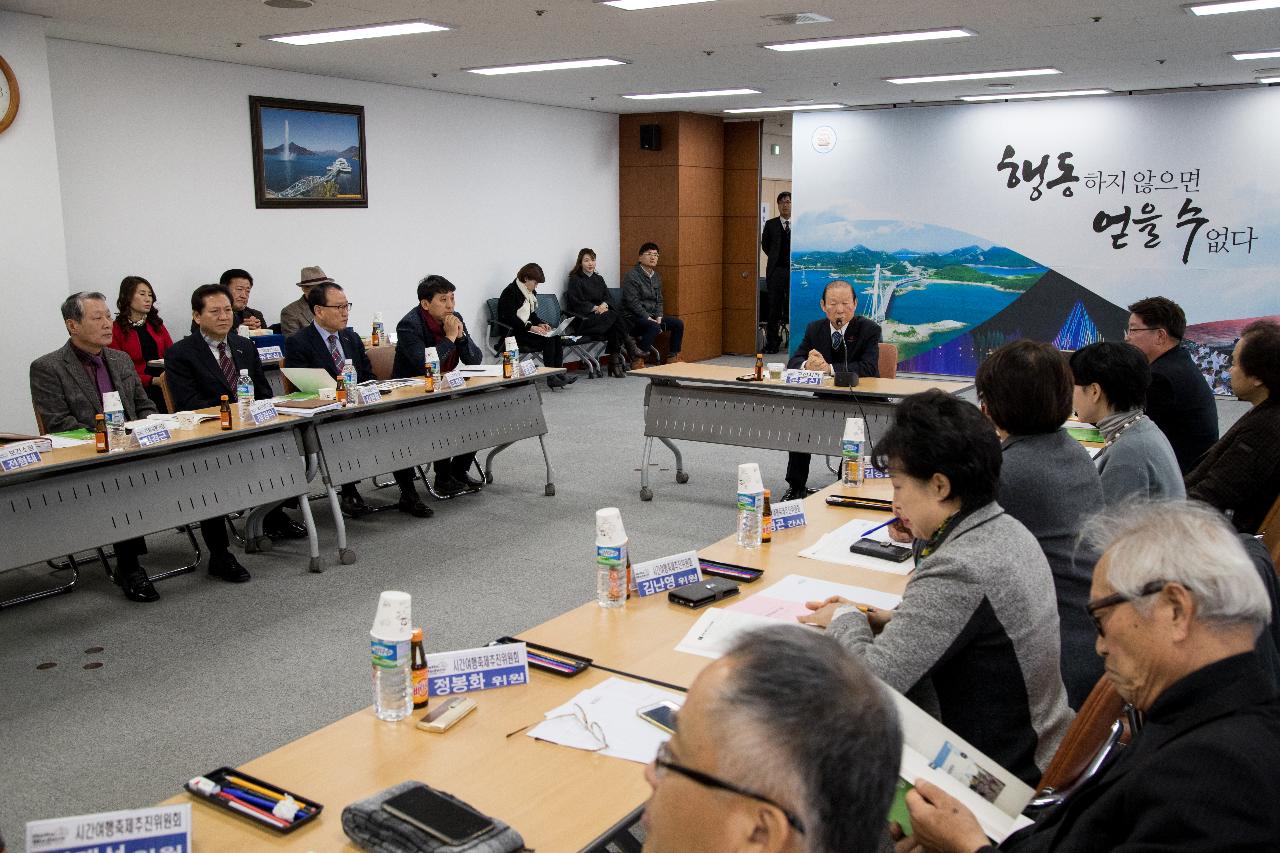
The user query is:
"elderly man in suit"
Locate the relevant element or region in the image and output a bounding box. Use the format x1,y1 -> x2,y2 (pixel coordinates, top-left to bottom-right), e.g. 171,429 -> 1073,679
780,280 -> 882,501
392,274 -> 486,498
897,500 -> 1280,852
283,281 -> 432,518
760,191 -> 792,355
28,292 -> 241,601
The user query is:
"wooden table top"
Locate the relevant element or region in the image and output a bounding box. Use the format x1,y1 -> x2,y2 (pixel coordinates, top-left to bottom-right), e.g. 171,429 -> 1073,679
631,362 -> 972,398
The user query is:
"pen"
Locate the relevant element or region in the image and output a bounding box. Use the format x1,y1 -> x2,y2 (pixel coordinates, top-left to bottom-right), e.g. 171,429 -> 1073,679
861,517 -> 900,537
221,785 -> 312,819
214,791 -> 290,827
223,774 -> 289,802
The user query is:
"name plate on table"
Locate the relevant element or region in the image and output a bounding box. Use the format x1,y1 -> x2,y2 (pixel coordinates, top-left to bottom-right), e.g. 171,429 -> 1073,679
249,398 -> 278,425
132,420 -> 172,447
27,803 -> 191,853
427,643 -> 529,697
517,358 -> 538,378
442,370 -> 466,390
0,440 -> 44,471
783,369 -> 824,386
356,383 -> 382,405
632,549 -> 702,597
256,345 -> 283,361
864,461 -> 890,479
771,499 -> 808,530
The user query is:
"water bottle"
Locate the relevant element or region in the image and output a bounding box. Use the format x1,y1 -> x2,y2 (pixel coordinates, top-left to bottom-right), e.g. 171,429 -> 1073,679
424,346 -> 441,379
236,369 -> 253,422
342,359 -> 359,406
595,507 -> 628,609
370,591 -> 413,722
102,391 -> 126,453
371,312 -> 385,347
736,462 -> 764,549
504,336 -> 519,365
842,417 -> 866,488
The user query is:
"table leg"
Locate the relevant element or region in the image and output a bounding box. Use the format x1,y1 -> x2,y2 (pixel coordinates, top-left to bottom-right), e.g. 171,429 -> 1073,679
483,442 -> 513,485
537,434 -> 556,496
639,436 -> 655,501
658,436 -> 688,484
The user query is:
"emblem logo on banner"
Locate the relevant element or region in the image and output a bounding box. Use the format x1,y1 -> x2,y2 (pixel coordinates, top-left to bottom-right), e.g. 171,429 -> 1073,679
811,125 -> 837,154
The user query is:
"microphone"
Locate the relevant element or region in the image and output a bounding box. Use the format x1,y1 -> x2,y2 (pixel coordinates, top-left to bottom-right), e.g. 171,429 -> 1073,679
832,326 -> 857,388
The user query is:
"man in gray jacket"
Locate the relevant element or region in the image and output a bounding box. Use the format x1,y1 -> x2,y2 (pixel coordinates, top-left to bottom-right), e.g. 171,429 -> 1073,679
279,264 -> 329,335
621,242 -> 683,368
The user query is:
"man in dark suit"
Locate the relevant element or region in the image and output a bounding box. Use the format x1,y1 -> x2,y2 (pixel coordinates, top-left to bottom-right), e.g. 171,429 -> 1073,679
760,191 -> 792,354
222,268 -> 266,330
284,282 -> 432,518
781,280 -> 882,500
1125,296 -> 1218,473
392,274 -> 486,498
898,501 -> 1280,853
166,283 -> 307,567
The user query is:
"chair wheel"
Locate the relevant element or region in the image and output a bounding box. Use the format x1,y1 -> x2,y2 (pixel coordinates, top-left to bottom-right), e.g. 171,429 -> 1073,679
675,471 -> 690,484
309,557 -> 324,573
640,487 -> 653,501
339,548 -> 358,565
545,484 -> 556,497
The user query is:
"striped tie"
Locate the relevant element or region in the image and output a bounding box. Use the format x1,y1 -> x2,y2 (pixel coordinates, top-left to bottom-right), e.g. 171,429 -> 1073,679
217,342 -> 236,390
328,334 -> 343,370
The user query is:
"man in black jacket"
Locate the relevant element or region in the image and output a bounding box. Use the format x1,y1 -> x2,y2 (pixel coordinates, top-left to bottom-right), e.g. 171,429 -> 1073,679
1125,296 -> 1218,472
283,281 -> 432,518
760,191 -> 792,354
897,500 -> 1280,853
392,274 -> 486,498
781,280 -> 882,500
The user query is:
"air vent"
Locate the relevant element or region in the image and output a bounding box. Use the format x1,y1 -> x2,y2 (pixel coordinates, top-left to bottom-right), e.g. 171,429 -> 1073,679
264,0 -> 314,8
762,12 -> 834,26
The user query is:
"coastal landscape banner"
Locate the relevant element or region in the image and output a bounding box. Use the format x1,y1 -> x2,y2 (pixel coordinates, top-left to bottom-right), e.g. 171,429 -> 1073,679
792,88 -> 1280,388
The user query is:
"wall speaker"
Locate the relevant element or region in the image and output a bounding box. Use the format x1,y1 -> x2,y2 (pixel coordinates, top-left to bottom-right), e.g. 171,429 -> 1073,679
640,124 -> 661,151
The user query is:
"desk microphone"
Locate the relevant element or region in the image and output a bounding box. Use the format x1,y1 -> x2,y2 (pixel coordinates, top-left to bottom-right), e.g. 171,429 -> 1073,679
832,328 -> 858,388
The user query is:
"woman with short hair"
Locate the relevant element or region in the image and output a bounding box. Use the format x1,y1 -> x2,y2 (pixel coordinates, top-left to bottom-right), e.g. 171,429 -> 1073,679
110,275 -> 175,412
1069,341 -> 1185,506
497,262 -> 576,389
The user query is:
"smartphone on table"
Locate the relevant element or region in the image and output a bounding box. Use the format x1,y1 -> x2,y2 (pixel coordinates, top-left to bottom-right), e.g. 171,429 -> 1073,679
381,784 -> 495,845
637,700 -> 680,734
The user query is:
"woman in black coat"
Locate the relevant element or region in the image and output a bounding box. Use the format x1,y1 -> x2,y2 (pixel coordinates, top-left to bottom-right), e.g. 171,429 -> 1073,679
564,248 -> 632,377
497,262 -> 575,388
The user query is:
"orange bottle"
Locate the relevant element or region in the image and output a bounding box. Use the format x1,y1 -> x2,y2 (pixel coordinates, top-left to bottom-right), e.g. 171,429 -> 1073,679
219,395 -> 232,430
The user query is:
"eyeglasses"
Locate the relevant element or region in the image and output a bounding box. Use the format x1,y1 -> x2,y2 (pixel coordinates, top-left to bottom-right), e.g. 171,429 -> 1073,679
320,302 -> 353,312
544,703 -> 609,751
1085,579 -> 1168,636
1124,326 -> 1158,336
652,741 -> 806,835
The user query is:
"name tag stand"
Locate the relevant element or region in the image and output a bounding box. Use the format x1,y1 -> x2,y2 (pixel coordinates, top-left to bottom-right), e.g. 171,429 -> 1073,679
632,550 -> 702,596
426,643 -> 530,697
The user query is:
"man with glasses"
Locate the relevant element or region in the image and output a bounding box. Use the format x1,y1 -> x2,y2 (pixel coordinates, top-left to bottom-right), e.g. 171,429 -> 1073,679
1124,297 -> 1218,472
622,242 -> 684,369
897,500 -> 1280,853
642,625 -> 901,853
284,281 -> 433,518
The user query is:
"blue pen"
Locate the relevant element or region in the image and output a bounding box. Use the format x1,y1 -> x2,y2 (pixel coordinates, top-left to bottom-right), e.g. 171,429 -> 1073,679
861,517 -> 900,537
221,785 -> 309,819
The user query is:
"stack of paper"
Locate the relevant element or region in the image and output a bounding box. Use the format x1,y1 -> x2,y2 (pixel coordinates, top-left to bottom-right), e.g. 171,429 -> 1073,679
526,677 -> 682,763
798,519 -> 915,575
726,575 -> 903,623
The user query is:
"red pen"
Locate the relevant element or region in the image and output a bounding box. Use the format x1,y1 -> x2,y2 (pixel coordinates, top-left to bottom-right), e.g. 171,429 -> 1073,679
214,790 -> 290,827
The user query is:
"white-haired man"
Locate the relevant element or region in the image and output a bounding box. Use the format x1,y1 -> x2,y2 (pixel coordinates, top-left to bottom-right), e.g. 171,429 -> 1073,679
897,500 -> 1280,852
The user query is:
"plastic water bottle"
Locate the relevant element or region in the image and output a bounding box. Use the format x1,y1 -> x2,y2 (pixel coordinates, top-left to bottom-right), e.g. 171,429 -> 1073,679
424,346 -> 441,379
842,417 -> 866,488
236,369 -> 253,422
370,591 -> 414,722
102,391 -> 126,453
736,462 -> 764,549
504,336 -> 520,365
342,359 -> 359,406
595,507 -> 628,609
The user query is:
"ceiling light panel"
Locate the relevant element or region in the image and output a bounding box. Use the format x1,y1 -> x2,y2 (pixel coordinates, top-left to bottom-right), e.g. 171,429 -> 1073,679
887,68 -> 1060,85
1232,49 -> 1280,59
724,104 -> 844,113
265,20 -> 450,46
467,58 -> 626,76
624,88 -> 760,99
599,0 -> 715,9
1187,1 -> 1280,15
764,28 -> 973,53
960,89 -> 1112,102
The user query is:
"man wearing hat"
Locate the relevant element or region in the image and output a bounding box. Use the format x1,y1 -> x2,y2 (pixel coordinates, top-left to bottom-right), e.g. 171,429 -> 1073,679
280,265 -> 332,336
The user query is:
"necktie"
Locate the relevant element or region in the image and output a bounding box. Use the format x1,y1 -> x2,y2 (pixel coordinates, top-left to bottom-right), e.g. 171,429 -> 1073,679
831,331 -> 844,351
328,334 -> 343,370
217,342 -> 236,390
783,220 -> 789,231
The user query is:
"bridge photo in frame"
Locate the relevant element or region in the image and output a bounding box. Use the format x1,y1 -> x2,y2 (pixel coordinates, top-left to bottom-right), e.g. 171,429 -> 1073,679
249,95 -> 368,209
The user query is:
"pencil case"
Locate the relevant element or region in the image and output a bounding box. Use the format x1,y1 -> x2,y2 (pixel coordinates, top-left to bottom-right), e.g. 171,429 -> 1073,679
185,766 -> 323,833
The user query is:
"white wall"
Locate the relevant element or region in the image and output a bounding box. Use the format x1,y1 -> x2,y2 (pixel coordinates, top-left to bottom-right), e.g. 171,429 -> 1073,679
761,119 -> 792,181
0,12 -> 73,433
45,39 -> 619,349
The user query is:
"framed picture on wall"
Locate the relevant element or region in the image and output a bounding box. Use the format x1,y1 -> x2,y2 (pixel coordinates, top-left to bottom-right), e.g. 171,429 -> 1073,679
249,95 -> 367,209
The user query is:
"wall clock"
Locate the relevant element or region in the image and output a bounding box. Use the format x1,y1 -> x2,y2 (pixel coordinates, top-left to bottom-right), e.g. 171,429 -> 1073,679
0,54 -> 20,135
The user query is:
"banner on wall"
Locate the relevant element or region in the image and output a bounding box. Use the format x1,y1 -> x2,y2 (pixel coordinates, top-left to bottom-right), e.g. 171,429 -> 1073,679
790,89 -> 1280,392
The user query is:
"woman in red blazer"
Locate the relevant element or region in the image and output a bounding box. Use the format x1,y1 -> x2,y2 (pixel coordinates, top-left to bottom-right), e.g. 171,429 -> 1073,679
110,275 -> 175,412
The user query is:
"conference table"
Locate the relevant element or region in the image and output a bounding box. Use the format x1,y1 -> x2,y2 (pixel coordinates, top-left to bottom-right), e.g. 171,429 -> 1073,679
630,363 -> 971,500
159,480 -> 902,850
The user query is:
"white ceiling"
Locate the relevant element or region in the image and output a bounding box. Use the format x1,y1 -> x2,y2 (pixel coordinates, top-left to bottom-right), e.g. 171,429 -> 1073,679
5,0 -> 1280,114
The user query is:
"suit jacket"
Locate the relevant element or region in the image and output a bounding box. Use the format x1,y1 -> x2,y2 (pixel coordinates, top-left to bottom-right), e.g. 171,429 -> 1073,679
1146,344 -> 1219,472
564,271 -> 615,318
110,321 -> 174,387
279,297 -> 316,337
391,306 -> 482,379
284,323 -> 375,383
996,653 -> 1280,852
162,333 -> 271,411
1185,397 -> 1280,533
30,341 -> 157,433
760,216 -> 791,288
497,280 -> 546,334
786,316 -> 881,377
621,264 -> 664,326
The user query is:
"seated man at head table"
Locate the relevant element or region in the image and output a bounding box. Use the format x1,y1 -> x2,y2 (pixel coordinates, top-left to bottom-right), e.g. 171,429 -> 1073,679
28,292 -> 250,602
283,280 -> 433,519
895,500 -> 1280,853
780,279 -> 882,501
641,625 -> 902,853
164,284 -> 309,551
391,274 -> 486,499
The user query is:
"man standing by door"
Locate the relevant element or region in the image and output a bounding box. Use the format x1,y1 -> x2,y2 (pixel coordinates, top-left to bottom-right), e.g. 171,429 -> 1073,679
760,191 -> 792,355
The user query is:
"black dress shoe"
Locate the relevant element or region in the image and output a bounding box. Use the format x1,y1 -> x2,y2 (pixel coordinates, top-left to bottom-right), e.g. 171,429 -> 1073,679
121,570 -> 160,603
397,496 -> 435,518
780,485 -> 818,502
454,471 -> 485,491
564,373 -> 579,385
339,491 -> 371,518
265,518 -> 308,540
434,476 -> 467,497
208,553 -> 251,583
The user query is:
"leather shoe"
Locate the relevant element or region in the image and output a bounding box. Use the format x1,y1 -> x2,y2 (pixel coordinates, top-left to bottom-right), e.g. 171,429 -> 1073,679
208,553 -> 251,583
121,570 -> 160,603
434,476 -> 467,498
564,373 -> 579,385
339,490 -> 371,518
265,518 -> 308,540
397,496 -> 435,518
455,471 -> 485,491
780,485 -> 818,502
630,358 -> 646,371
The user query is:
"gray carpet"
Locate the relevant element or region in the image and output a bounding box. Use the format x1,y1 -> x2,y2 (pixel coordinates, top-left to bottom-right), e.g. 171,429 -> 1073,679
0,356 -> 1248,851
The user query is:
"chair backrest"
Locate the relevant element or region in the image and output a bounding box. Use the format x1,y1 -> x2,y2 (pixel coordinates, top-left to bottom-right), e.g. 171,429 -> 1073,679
878,343 -> 899,379
608,287 -> 623,311
535,293 -> 563,326
483,297 -> 507,357
154,372 -> 177,413
1259,493 -> 1280,567
32,405 -> 45,435
1034,676 -> 1127,800
366,345 -> 395,381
